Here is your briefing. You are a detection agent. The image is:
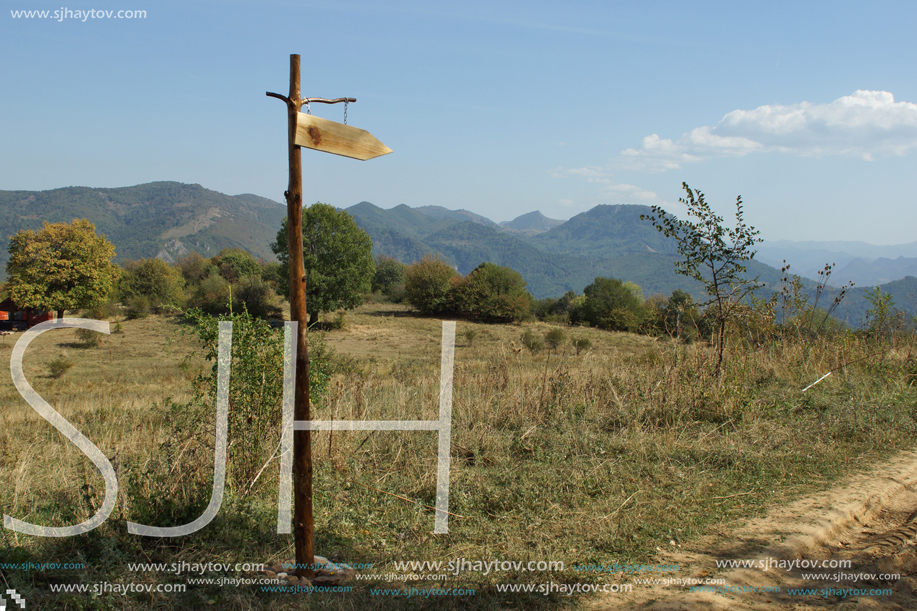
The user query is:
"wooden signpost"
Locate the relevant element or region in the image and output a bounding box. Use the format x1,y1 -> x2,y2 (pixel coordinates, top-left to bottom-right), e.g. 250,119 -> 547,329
266,54 -> 390,580
295,113 -> 392,160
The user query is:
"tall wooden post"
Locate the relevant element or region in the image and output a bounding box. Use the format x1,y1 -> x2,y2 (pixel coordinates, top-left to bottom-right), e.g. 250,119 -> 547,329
278,54 -> 314,580
267,53 -> 389,581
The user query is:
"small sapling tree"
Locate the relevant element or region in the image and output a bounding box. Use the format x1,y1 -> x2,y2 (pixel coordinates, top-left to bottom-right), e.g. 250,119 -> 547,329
641,183 -> 762,376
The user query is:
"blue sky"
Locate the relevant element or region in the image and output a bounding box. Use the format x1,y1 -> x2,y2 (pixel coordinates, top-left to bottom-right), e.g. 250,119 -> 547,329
3,1 -> 916,244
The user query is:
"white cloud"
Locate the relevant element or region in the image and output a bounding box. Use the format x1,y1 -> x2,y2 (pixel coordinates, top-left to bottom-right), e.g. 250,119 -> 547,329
618,90 -> 917,171
551,166 -> 685,214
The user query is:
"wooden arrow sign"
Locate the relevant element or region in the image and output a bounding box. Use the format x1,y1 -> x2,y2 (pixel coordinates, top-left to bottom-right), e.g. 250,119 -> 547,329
294,113 -> 392,161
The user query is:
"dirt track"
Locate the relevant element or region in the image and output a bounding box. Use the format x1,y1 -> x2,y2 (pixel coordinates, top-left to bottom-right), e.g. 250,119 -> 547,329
585,450 -> 917,610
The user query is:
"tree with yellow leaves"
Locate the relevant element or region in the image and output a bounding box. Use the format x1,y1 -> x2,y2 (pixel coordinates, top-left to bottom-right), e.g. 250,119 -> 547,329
6,219 -> 119,320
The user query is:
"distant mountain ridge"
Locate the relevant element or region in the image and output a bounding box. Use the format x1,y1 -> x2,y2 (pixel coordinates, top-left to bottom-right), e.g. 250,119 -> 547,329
499,211 -> 565,234
756,238 -> 917,287
0,182 -> 286,278
344,200 -> 796,299
413,205 -> 499,228
2,182 -> 913,326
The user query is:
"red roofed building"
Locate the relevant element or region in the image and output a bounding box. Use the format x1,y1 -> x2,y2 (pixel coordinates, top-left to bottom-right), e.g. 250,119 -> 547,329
0,298 -> 54,331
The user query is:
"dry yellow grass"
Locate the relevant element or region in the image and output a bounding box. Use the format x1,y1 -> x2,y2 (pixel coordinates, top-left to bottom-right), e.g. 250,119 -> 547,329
1,304 -> 915,610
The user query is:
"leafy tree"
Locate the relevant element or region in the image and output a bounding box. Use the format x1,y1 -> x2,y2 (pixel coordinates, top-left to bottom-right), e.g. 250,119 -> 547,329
211,248 -> 262,283
119,258 -> 185,309
581,277 -> 644,332
455,262 -> 532,322
641,183 -> 762,376
654,289 -> 701,340
259,260 -> 284,289
6,219 -> 119,320
177,251 -> 217,285
233,276 -> 283,319
622,281 -> 644,303
404,255 -> 459,315
271,204 -> 375,326
187,272 -> 232,315
372,255 -> 407,295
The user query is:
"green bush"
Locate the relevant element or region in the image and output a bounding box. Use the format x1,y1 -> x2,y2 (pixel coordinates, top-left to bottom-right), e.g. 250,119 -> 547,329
332,310 -> 346,330
211,248 -> 262,284
534,290 -> 581,323
521,329 -> 543,353
125,295 -> 151,319
75,327 -> 102,348
232,276 -> 282,319
180,308 -> 332,492
572,337 -> 592,355
187,272 -> 232,315
454,262 -> 532,322
48,356 -> 73,378
405,255 -> 459,315
82,301 -> 119,320
177,251 -> 217,285
119,258 -> 185,310
372,255 -> 407,295
581,277 -> 644,331
544,328 -> 565,353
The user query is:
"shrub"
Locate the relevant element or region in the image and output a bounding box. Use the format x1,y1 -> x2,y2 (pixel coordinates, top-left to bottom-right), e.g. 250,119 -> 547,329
259,260 -> 284,289
75,327 -> 102,348
82,301 -> 119,320
187,272 -> 232,315
581,277 -> 644,331
521,329 -> 543,353
48,356 -> 73,378
180,308 -> 333,493
572,337 -> 592,355
211,248 -> 262,284
463,329 -> 477,346
372,255 -> 407,295
125,295 -> 151,319
544,328 -> 565,353
455,262 -> 532,322
534,291 -> 580,323
119,258 -> 185,310
405,255 -> 459,315
177,251 -> 217,285
649,289 -> 701,340
332,311 -> 346,330
232,276 -> 282,319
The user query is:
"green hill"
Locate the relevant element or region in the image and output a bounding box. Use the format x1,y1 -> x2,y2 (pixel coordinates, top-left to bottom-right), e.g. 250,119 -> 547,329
531,204 -> 678,257
0,182 -> 286,278
5,184 -> 911,326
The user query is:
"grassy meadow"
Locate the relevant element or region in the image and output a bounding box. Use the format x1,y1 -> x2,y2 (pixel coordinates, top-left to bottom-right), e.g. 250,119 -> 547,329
1,302 -> 916,609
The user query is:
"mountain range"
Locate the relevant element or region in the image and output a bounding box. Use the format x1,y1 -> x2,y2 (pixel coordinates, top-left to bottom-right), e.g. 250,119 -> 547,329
0,181 -> 914,326
0,182 -> 286,272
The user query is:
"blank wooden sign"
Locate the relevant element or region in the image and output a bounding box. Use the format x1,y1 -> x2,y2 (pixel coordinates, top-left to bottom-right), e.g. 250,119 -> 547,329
294,113 -> 392,161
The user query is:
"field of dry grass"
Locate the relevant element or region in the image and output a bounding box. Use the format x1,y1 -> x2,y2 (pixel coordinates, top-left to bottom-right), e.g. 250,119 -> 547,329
1,304 -> 916,610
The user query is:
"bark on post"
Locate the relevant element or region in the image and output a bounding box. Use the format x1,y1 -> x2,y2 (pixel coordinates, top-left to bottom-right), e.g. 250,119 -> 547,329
270,53 -> 314,580
267,54 -> 380,581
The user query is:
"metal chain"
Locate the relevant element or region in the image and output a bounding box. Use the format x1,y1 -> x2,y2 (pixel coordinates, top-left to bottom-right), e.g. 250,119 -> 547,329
344,101 -> 348,125
305,101 -> 311,115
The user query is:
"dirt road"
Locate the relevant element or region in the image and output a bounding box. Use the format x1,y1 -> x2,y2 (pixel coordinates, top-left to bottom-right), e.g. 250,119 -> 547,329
585,450 -> 917,610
